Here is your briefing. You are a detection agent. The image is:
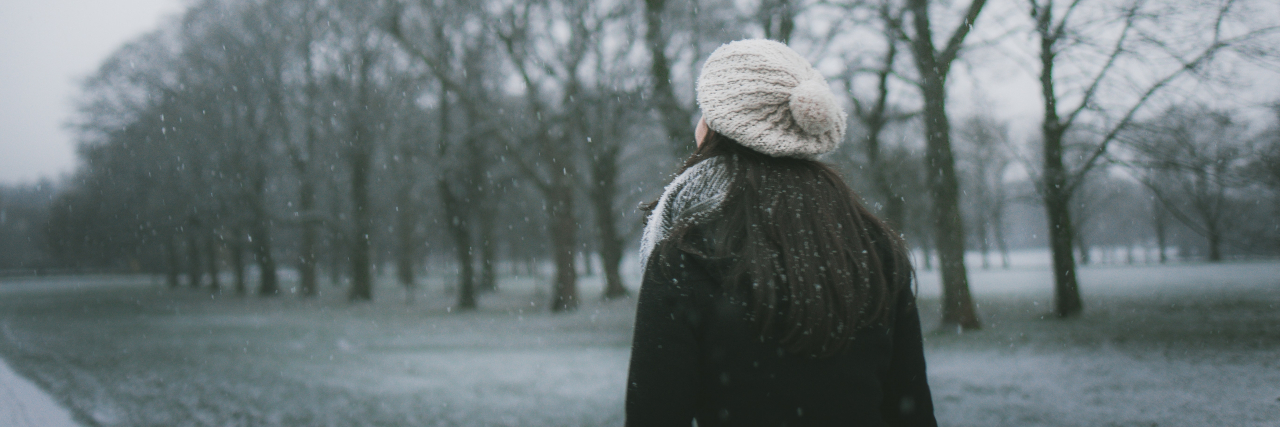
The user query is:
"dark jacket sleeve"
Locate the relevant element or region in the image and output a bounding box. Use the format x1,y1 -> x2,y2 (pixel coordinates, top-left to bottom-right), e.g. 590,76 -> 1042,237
625,253 -> 706,427
880,284 -> 938,427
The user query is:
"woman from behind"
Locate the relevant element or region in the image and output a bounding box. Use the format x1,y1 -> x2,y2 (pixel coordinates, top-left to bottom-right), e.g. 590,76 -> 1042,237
625,39 -> 936,427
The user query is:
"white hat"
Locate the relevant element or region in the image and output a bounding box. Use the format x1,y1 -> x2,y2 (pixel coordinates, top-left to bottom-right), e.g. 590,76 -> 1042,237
696,39 -> 846,159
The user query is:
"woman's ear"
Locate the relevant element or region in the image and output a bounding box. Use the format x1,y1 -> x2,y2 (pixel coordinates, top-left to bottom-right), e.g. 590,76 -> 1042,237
696,117 -> 709,148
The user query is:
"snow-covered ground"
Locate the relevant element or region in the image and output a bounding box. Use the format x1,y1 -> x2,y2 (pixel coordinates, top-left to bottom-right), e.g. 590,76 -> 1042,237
0,256 -> 1277,426
916,260 -> 1280,426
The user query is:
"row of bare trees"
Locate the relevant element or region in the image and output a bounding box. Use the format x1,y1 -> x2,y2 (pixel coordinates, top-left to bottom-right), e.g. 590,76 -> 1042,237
38,0 -> 1280,325
51,0 -> 669,311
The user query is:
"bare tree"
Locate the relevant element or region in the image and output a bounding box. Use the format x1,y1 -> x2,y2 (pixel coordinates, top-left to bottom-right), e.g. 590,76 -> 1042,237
1128,107 -> 1254,262
48,0 -> 1280,308
644,0 -> 696,157
903,0 -> 989,330
492,1 -> 614,312
290,2 -> 327,298
956,115 -> 1013,269
842,0 -> 916,232
1065,170 -> 1127,265
579,6 -> 648,300
162,0 -> 290,297
344,48 -> 379,302
1026,0 -> 1279,316
386,0 -> 503,309
391,113 -> 428,302
56,32 -> 182,273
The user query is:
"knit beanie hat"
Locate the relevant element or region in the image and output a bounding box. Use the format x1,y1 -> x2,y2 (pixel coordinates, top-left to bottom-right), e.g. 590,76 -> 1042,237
696,39 -> 846,159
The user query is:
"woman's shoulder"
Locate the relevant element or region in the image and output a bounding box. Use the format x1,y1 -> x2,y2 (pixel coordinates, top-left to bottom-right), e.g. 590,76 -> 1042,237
647,238 -> 716,283
643,231 -> 731,298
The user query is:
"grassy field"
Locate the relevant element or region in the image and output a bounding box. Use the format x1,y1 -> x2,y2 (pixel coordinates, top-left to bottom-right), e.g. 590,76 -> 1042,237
1,259 -> 1278,427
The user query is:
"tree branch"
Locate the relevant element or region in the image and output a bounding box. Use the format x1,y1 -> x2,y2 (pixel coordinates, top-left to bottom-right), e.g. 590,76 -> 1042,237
1060,2 -> 1139,131
938,0 -> 990,68
1066,30 -> 1255,193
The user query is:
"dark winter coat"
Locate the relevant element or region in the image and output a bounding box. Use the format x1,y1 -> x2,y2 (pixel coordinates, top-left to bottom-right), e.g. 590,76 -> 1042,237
624,247 -> 937,427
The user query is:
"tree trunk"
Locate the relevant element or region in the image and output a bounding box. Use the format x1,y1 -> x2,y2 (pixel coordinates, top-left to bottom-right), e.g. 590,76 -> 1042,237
1035,3 -> 1082,317
166,234 -> 181,289
993,205 -> 1010,269
395,173 -> 417,298
1207,223 -> 1222,262
600,243 -> 627,299
186,228 -> 203,288
348,144 -> 373,301
549,186 -> 579,312
250,219 -> 278,296
478,214 -> 497,293
978,219 -> 991,269
297,19 -> 320,298
907,0 -> 983,330
1045,185 -> 1083,316
328,179 -> 346,287
230,229 -> 246,295
441,179 -> 476,310
246,163 -> 279,297
591,155 -> 628,299
205,229 -> 220,292
473,181 -> 497,293
299,180 -> 319,297
479,235 -> 498,292
346,52 -> 374,303
1153,197 -> 1168,263
920,77 -> 980,330
453,232 -> 476,310
395,224 -> 416,298
247,180 -> 278,297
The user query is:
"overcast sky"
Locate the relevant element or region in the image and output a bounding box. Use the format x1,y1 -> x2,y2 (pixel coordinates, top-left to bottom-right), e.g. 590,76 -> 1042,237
0,0 -> 185,185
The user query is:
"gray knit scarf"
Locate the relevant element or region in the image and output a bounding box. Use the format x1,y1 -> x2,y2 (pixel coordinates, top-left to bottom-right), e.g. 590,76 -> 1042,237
639,156 -> 734,271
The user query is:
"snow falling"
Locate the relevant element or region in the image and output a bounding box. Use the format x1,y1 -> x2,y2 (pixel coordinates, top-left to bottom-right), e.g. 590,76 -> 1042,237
2,0 -> 1280,426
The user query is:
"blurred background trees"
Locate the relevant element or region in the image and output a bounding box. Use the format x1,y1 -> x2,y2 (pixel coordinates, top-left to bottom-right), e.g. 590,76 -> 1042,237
1126,106 -> 1263,262
1024,0 -> 1279,317
4,0 -> 1278,325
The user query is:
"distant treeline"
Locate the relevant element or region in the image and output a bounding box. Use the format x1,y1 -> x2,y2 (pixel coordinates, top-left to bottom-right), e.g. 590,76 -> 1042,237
6,0 -> 1279,320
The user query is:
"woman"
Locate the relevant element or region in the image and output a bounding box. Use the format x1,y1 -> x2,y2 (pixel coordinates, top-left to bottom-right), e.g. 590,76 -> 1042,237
625,39 -> 936,426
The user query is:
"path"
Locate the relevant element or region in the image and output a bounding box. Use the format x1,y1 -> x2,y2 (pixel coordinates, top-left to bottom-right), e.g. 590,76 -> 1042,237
0,356 -> 79,427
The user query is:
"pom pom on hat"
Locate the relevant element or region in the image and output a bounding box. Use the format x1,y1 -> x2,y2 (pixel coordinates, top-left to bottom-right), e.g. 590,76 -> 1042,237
790,79 -> 843,136
696,39 -> 846,159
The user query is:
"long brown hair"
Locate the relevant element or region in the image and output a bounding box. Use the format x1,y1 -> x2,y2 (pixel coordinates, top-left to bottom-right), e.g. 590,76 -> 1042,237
648,130 -> 912,358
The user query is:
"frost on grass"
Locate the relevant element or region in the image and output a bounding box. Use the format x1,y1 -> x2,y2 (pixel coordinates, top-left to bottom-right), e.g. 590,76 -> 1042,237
1,258 -> 1278,426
